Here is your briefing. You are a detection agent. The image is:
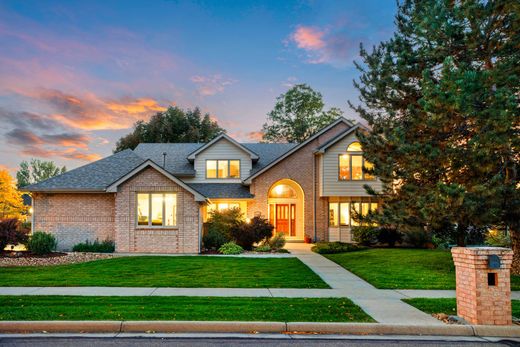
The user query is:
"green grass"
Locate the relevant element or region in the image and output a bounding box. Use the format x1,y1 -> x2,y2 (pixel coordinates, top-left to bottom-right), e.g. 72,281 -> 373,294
403,298 -> 520,319
0,296 -> 373,322
0,256 -> 328,288
324,248 -> 520,290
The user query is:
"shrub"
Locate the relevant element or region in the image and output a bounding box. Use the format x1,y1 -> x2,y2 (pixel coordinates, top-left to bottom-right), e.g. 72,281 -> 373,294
0,219 -> 29,251
72,239 -> 115,253
311,241 -> 364,254
485,229 -> 511,247
219,242 -> 243,255
202,228 -> 229,250
403,230 -> 431,248
206,208 -> 243,240
267,232 -> 286,250
377,227 -> 403,247
255,244 -> 271,252
28,231 -> 57,255
230,216 -> 274,250
352,226 -> 380,246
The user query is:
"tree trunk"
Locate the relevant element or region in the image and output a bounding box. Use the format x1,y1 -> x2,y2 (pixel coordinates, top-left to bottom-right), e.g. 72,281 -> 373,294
510,229 -> 520,275
456,224 -> 467,246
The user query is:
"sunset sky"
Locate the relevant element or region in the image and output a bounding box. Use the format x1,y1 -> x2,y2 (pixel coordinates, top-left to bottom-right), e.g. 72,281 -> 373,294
0,0 -> 397,173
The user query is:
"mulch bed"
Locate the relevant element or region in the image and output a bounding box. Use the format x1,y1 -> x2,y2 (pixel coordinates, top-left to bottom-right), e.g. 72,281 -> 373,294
0,251 -> 113,267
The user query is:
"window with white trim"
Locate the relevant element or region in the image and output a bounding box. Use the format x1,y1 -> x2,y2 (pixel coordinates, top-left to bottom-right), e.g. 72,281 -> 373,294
206,160 -> 240,179
137,193 -> 177,227
338,141 -> 375,181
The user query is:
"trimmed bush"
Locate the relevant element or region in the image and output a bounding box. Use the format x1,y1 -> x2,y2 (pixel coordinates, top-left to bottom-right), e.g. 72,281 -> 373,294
268,232 -> 286,250
206,208 -> 243,240
377,227 -> 403,247
352,226 -> 380,246
28,231 -> 57,255
202,228 -> 229,250
219,242 -> 243,255
311,241 -> 364,254
72,239 -> 115,253
255,244 -> 271,252
0,219 -> 29,251
230,216 -> 274,250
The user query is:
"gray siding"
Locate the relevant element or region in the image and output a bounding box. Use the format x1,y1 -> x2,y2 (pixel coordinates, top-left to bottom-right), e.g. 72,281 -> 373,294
320,132 -> 382,196
183,138 -> 253,183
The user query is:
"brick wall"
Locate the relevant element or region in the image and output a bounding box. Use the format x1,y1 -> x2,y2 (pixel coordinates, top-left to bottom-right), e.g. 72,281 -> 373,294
451,247 -> 513,325
115,167 -> 200,253
32,192 -> 115,251
248,121 -> 349,241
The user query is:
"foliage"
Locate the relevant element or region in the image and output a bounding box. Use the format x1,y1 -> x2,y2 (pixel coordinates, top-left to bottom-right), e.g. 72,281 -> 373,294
255,244 -> 271,252
0,170 -> 26,220
403,230 -> 432,249
0,219 -> 29,251
202,228 -> 229,250
16,159 -> 66,188
352,226 -> 380,246
72,239 -> 115,253
206,208 -> 243,241
485,230 -> 511,248
218,241 -> 243,255
311,242 -> 364,254
377,227 -> 403,247
350,0 -> 520,257
263,232 -> 286,251
27,231 -> 57,255
262,84 -> 344,143
230,216 -> 274,250
114,106 -> 225,152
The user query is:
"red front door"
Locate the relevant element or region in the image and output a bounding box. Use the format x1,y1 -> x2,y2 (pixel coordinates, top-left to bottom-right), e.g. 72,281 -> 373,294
276,204 -> 289,235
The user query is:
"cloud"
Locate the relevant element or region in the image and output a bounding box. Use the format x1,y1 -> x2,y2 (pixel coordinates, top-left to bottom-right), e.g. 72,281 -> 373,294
247,131 -> 264,141
282,76 -> 298,88
190,74 -> 237,96
287,25 -> 358,68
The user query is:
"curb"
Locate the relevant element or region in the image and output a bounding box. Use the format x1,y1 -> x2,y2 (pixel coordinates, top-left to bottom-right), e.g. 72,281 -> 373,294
1,321 -> 519,337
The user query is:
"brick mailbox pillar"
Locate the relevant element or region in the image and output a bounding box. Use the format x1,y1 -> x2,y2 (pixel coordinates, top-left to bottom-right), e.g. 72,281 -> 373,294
451,247 -> 513,325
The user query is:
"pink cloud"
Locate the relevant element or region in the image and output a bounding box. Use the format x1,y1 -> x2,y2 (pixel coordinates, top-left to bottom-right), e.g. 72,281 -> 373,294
190,74 -> 237,96
291,26 -> 326,50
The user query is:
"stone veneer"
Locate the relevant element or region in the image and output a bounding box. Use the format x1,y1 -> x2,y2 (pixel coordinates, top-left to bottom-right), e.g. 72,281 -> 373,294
32,192 -> 115,251
451,247 -> 513,325
114,167 -> 200,253
248,121 -> 349,241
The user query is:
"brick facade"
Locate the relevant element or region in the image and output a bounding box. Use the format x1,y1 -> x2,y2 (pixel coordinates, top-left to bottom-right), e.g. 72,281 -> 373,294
451,247 -> 513,325
248,121 -> 349,241
32,193 -> 115,251
115,167 -> 200,253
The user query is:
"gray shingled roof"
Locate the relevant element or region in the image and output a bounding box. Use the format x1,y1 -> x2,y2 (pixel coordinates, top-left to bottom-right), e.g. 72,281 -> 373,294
187,183 -> 254,199
243,143 -> 297,174
133,143 -> 201,176
24,149 -> 146,191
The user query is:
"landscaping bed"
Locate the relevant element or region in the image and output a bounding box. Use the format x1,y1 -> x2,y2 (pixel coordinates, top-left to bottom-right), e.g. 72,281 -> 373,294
0,256 -> 329,288
323,248 -> 520,290
0,251 -> 113,267
403,298 -> 520,322
0,296 -> 373,322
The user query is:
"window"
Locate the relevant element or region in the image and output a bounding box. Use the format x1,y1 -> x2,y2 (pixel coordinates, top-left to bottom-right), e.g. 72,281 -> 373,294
206,160 -> 240,178
137,193 -> 177,227
269,184 -> 297,198
340,202 -> 350,226
338,141 -> 375,181
327,201 -> 379,227
329,203 -> 338,227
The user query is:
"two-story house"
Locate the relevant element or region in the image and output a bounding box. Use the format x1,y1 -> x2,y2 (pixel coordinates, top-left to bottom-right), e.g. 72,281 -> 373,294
24,117 -> 382,253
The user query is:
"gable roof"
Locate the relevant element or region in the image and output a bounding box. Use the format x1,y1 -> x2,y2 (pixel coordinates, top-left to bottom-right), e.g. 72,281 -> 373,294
243,117 -> 354,184
105,160 -> 207,201
186,134 -> 259,161
313,124 -> 365,153
22,149 -> 146,192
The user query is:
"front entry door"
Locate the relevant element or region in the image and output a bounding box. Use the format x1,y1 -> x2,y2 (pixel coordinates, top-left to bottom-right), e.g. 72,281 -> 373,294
275,204 -> 296,237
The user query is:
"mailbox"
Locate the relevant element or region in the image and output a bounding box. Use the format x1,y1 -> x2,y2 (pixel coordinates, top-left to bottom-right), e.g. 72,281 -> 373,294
488,254 -> 501,269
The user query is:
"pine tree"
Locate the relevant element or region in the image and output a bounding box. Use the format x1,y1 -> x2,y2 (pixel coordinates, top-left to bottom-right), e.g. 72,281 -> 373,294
350,0 -> 519,270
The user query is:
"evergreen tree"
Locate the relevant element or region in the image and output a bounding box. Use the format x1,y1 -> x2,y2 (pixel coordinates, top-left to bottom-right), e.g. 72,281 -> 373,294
114,106 -> 225,152
350,0 -> 519,269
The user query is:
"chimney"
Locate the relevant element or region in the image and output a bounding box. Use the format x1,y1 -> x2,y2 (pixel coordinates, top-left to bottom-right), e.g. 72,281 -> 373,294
162,152 -> 167,168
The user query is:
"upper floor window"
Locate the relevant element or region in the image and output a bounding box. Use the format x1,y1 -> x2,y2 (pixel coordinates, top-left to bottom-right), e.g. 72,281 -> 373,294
206,160 -> 240,179
137,193 -> 177,227
338,141 -> 375,181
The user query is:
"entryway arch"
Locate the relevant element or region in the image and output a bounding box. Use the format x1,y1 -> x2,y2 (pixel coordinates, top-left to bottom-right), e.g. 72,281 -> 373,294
267,179 -> 304,241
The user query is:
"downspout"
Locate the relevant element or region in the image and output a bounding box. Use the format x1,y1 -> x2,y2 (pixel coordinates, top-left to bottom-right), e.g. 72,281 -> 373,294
313,154 -> 317,242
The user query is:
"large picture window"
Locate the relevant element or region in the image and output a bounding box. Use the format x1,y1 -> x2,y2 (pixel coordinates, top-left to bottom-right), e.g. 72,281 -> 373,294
338,141 -> 375,181
206,160 -> 240,179
137,193 -> 177,227
328,201 -> 378,227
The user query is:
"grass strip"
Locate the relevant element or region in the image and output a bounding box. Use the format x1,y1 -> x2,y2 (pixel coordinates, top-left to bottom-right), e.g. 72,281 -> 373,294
403,298 -> 520,318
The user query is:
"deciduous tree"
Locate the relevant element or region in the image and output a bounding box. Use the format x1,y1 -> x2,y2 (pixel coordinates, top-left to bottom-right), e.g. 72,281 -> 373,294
16,159 -> 66,188
0,170 -> 25,219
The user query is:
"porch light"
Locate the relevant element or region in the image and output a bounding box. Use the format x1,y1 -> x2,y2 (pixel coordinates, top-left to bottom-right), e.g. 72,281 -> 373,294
246,217 -> 251,224
29,207 -> 33,214
274,185 -> 284,196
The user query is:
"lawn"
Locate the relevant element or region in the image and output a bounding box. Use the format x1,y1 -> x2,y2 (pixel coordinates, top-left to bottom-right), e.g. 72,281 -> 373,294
0,296 -> 373,322
324,248 -> 520,290
0,256 -> 328,288
403,298 -> 520,319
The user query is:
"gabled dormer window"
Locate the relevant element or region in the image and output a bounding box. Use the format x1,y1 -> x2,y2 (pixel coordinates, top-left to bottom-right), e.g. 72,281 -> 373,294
206,160 -> 240,179
338,141 -> 375,181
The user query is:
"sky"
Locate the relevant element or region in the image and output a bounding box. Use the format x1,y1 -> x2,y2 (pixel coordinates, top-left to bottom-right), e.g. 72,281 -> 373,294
0,0 -> 397,173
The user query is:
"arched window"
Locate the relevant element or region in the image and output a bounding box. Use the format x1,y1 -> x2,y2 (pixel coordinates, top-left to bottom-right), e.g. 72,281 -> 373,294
347,141 -> 363,152
269,184 -> 297,198
338,141 -> 375,181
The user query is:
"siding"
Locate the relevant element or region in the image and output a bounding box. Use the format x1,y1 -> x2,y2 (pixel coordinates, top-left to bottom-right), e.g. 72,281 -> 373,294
183,138 -> 252,183
321,132 -> 383,197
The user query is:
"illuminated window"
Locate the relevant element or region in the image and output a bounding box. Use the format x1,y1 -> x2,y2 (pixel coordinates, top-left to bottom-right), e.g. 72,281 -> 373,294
269,184 -> 297,198
339,202 -> 350,226
137,193 -> 177,227
329,203 -> 338,227
206,160 -> 241,179
338,142 -> 375,181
